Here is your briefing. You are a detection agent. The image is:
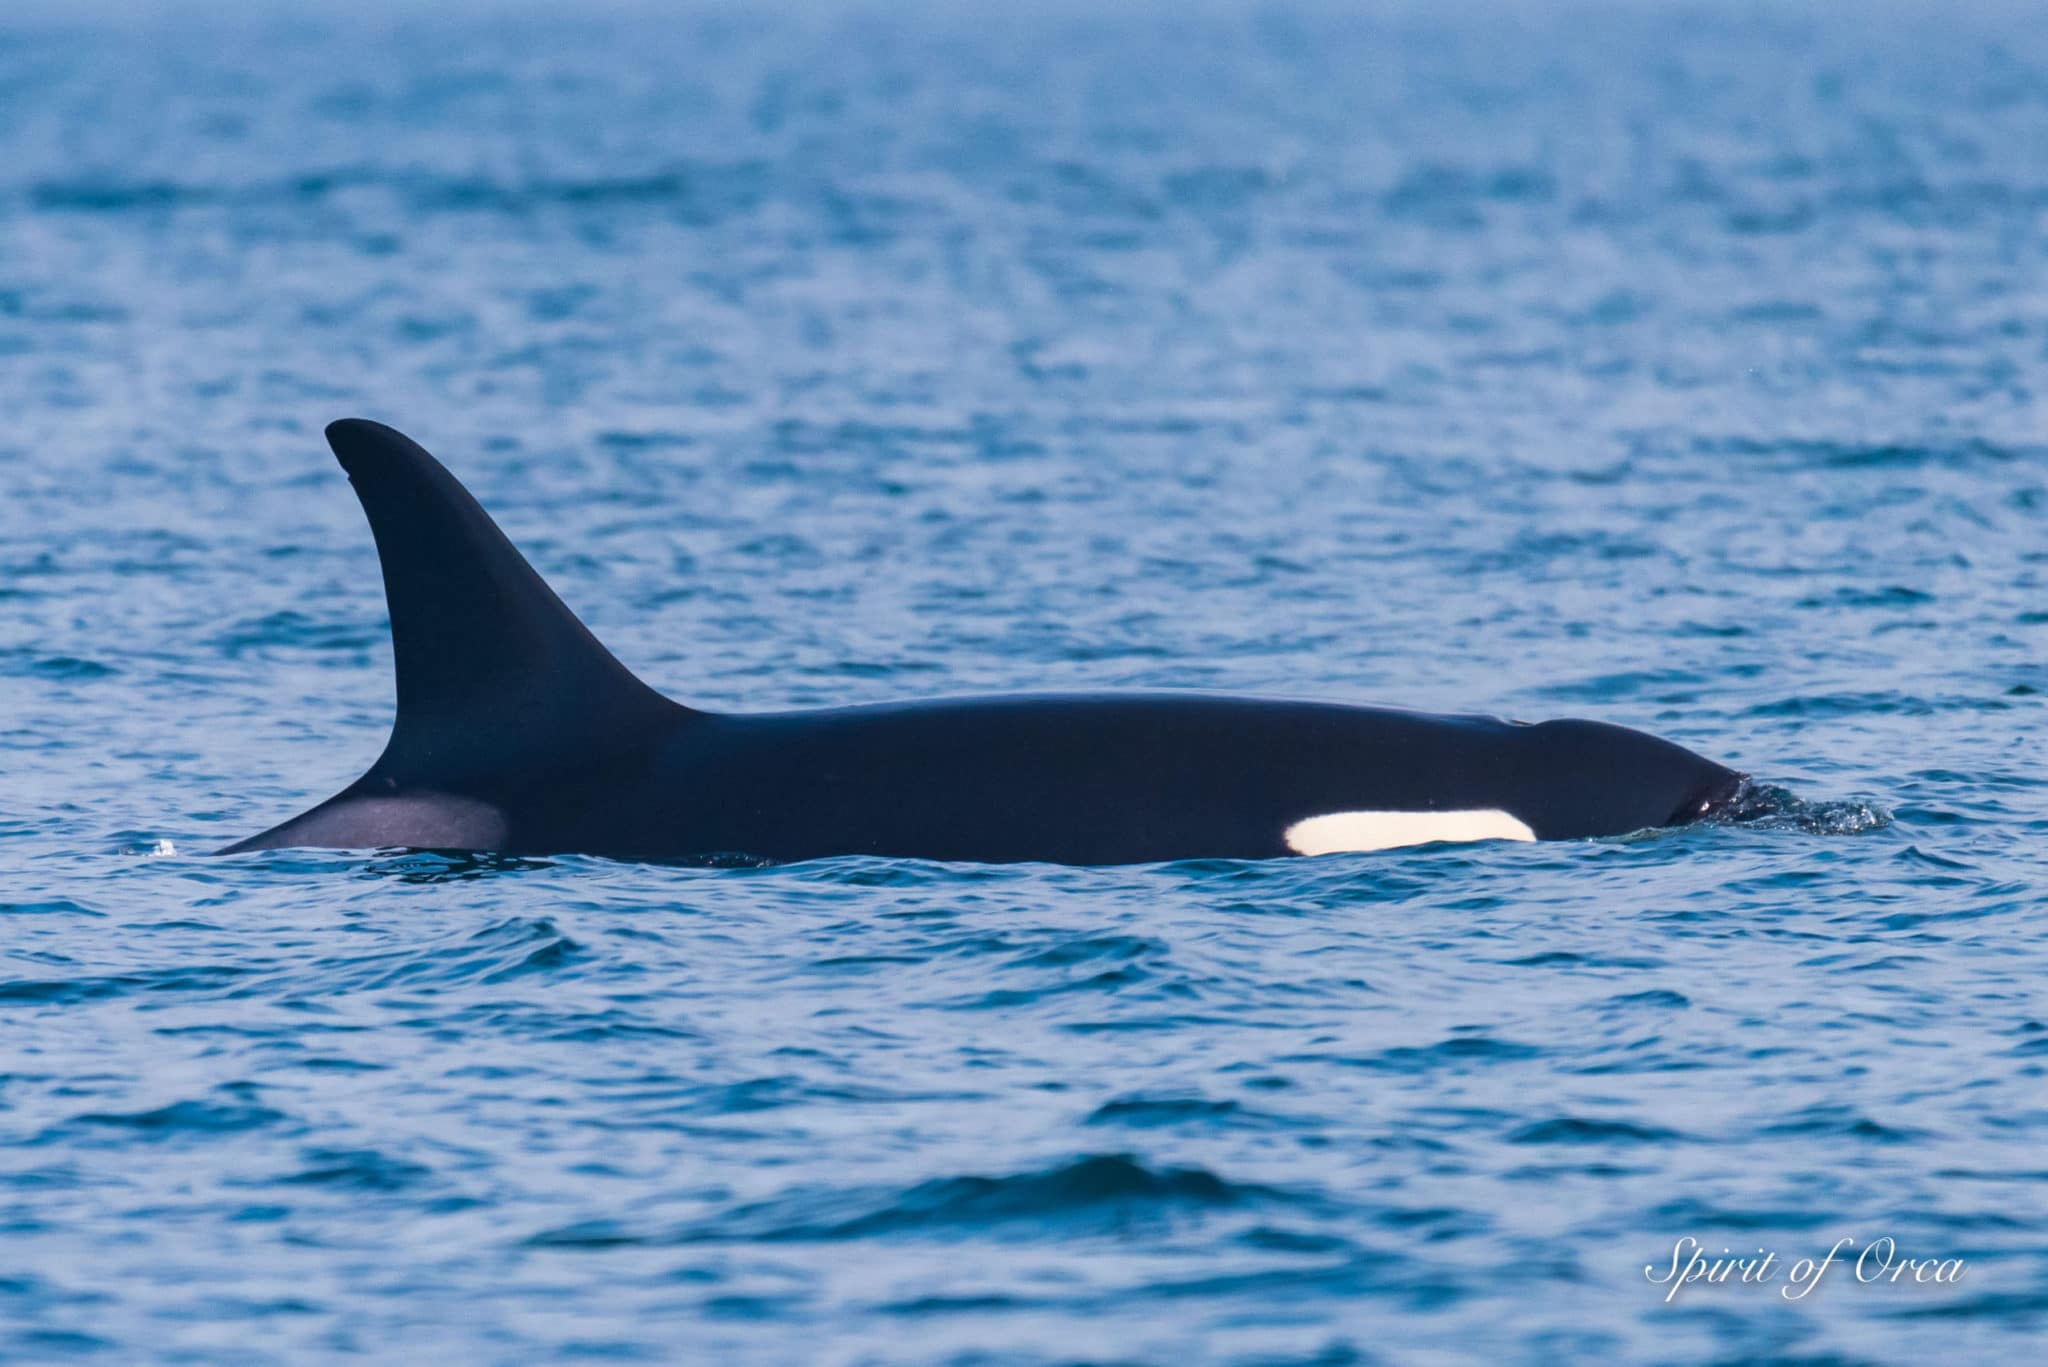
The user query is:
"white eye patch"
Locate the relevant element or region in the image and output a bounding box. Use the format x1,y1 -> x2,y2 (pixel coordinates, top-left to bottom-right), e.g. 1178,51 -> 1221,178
1283,808 -> 1536,856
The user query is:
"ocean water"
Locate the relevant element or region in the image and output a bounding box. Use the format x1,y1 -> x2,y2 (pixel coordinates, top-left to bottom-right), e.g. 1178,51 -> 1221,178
3,0 -> 2046,1361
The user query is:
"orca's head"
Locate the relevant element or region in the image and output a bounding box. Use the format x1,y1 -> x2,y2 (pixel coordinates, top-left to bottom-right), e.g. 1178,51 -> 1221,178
1518,718 -> 1747,840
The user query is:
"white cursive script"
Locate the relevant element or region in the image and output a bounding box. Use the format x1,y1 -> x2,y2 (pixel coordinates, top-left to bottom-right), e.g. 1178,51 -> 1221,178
1646,1236 -> 1964,1303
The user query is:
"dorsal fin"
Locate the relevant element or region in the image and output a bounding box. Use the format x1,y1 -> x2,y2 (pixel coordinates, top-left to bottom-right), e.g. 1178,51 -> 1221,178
326,418 -> 684,782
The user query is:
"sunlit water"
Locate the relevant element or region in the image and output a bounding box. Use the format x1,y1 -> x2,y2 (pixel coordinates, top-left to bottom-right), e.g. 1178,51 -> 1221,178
4,2 -> 2047,1362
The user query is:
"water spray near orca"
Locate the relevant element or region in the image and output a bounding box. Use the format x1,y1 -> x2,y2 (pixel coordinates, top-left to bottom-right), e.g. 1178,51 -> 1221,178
217,419 -> 1792,865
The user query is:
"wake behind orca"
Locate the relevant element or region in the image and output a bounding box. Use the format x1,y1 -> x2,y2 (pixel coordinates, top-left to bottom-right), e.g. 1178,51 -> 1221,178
217,420 -> 1749,864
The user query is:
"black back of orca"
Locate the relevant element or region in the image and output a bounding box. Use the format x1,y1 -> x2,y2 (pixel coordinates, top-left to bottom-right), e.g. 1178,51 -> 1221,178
216,420 -> 1746,864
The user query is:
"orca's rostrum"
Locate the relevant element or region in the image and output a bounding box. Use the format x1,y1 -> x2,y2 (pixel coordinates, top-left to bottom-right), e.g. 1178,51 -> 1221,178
218,420 -> 1747,864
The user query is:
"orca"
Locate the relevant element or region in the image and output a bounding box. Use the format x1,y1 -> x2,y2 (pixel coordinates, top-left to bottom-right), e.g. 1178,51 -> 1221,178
216,420 -> 1748,864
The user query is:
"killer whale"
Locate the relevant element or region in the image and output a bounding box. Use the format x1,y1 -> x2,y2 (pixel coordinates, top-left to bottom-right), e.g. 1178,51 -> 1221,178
216,419 -> 1748,864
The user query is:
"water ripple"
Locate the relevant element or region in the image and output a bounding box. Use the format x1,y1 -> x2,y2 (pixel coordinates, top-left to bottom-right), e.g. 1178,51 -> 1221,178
5,2 -> 2045,1363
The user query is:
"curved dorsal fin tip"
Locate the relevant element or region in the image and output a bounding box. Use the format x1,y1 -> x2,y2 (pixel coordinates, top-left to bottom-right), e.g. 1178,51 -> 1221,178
325,417 -> 431,478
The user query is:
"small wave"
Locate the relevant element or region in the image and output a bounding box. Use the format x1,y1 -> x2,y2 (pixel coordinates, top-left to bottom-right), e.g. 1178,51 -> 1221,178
212,610 -> 383,660
1741,690 -> 1922,719
1698,435 -> 2028,470
287,917 -> 586,996
1085,1096 -> 1272,1130
687,1154 -> 1285,1244
1009,932 -> 1166,970
31,180 -> 204,212
281,1148 -> 432,1193
19,655 -> 118,680
1598,989 -> 1691,1011
1323,1035 -> 1545,1075
1759,1104 -> 1929,1145
1648,1197 -> 1834,1233
1798,585 -> 1938,610
0,898 -> 103,918
521,1154 -> 1279,1250
1887,1290 -> 2048,1321
23,165 -> 768,220
525,1220 -> 644,1250
1509,1116 -> 1686,1145
1714,779 -> 1892,836
0,965 -> 249,1004
70,1099 -> 284,1138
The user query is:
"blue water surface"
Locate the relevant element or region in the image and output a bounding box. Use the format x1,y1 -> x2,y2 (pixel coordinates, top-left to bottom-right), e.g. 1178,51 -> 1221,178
4,1 -> 2047,1362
